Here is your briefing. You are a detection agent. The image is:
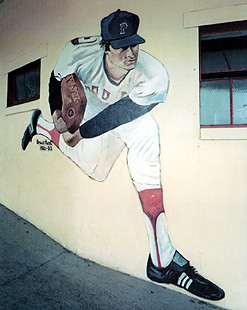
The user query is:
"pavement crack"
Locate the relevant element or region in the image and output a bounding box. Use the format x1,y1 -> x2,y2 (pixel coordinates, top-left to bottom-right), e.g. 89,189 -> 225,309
1,250 -> 67,287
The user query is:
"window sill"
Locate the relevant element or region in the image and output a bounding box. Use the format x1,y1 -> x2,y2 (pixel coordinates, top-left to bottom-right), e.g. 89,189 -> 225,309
5,100 -> 40,116
200,127 -> 247,140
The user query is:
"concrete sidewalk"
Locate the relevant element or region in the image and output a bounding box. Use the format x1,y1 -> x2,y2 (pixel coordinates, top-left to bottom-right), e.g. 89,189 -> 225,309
0,203 -> 226,310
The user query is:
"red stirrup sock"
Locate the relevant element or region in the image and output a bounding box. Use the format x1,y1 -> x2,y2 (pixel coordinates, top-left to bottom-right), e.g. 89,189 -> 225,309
138,188 -> 165,268
37,123 -> 60,147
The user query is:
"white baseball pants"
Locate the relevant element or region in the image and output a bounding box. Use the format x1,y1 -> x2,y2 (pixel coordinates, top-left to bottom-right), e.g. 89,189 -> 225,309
59,113 -> 161,192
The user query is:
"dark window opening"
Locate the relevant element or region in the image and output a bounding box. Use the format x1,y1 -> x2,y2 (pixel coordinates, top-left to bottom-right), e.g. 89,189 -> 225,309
7,59 -> 41,107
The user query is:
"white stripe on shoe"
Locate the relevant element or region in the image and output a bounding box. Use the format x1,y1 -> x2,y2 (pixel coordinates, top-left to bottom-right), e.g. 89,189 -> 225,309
185,279 -> 193,289
177,272 -> 193,289
178,272 -> 187,285
181,275 -> 190,287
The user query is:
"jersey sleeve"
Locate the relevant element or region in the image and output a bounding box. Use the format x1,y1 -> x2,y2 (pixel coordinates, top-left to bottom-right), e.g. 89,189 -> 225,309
79,96 -> 158,138
79,51 -> 169,138
129,51 -> 169,106
48,71 -> 62,115
53,36 -> 101,80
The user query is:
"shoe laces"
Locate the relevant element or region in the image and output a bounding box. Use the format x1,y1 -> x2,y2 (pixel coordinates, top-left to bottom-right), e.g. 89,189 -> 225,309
186,265 -> 198,276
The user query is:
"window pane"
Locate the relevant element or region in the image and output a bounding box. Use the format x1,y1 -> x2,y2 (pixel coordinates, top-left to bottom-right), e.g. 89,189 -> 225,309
15,75 -> 26,101
225,49 -> 247,71
36,67 -> 40,96
200,80 -> 231,125
201,51 -> 228,73
232,80 -> 247,124
25,70 -> 37,98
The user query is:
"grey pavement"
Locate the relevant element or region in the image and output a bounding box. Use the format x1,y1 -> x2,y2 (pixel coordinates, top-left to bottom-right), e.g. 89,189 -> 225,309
0,203 -> 226,310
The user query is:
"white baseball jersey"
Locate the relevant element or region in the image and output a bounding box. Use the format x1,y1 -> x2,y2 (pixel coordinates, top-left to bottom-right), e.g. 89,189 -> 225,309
53,36 -> 169,138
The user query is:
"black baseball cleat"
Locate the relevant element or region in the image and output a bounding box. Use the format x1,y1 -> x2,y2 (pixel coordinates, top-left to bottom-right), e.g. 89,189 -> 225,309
147,252 -> 225,301
21,109 -> 41,150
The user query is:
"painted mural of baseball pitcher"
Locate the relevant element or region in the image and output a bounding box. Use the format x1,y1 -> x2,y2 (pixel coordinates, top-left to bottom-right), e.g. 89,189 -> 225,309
22,9 -> 224,301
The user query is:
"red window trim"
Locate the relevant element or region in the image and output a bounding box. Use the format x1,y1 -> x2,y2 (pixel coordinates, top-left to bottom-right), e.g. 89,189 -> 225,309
201,124 -> 247,128
200,20 -> 247,36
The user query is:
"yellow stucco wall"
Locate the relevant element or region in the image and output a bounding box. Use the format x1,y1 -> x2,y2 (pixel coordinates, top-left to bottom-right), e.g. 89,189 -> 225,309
1,1 -> 247,309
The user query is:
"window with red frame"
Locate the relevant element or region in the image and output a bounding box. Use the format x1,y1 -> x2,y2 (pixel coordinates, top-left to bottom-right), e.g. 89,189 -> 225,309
7,59 -> 40,107
200,21 -> 247,127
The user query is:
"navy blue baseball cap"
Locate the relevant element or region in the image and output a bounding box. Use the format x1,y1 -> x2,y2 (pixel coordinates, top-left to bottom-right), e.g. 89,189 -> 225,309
101,9 -> 145,49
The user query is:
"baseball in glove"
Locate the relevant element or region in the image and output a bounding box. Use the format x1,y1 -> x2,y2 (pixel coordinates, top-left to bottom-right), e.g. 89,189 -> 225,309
61,73 -> 87,134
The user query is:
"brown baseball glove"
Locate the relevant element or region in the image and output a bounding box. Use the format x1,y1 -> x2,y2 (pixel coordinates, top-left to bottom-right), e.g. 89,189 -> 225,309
61,73 -> 87,134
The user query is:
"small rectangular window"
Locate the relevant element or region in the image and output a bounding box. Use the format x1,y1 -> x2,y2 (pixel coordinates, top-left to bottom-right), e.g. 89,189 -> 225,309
7,59 -> 41,107
200,21 -> 247,127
